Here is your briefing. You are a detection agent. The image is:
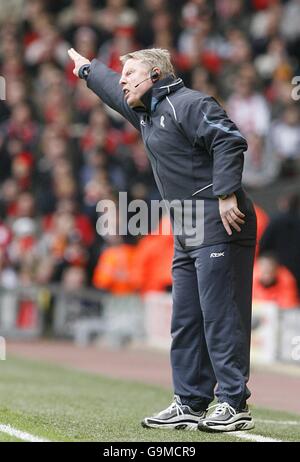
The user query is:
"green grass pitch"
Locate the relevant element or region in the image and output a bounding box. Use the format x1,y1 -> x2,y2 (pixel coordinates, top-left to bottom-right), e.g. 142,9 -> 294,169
0,356 -> 299,442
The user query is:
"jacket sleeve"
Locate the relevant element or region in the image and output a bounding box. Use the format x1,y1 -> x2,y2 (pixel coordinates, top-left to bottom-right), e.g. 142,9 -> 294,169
180,96 -> 247,196
86,59 -> 141,131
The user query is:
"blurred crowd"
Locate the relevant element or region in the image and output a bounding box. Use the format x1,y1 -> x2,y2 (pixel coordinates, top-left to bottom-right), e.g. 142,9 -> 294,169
0,0 -> 300,311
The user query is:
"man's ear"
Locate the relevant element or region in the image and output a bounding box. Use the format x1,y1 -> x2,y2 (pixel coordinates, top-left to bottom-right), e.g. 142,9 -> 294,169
150,68 -> 161,82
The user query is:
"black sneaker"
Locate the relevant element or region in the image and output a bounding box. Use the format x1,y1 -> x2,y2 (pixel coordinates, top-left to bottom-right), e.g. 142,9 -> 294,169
197,402 -> 255,432
141,395 -> 207,430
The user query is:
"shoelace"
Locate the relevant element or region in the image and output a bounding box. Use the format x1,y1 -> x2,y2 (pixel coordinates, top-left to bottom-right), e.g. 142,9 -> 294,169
207,402 -> 236,418
165,398 -> 184,417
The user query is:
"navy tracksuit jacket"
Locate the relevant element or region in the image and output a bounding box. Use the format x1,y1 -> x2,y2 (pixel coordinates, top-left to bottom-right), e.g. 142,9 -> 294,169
86,59 -> 257,409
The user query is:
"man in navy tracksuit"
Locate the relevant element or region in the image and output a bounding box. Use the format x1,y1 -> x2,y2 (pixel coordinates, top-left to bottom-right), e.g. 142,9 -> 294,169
68,47 -> 257,432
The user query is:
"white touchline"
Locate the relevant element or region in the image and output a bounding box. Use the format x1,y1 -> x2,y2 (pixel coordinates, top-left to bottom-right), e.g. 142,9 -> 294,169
256,419 -> 300,426
0,424 -> 50,442
234,432 -> 283,443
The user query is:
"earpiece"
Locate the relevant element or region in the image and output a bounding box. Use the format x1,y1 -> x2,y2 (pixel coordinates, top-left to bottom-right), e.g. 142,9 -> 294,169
150,69 -> 160,82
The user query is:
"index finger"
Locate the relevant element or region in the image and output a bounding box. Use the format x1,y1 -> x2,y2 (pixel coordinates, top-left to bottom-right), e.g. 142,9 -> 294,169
68,48 -> 81,59
221,216 -> 232,236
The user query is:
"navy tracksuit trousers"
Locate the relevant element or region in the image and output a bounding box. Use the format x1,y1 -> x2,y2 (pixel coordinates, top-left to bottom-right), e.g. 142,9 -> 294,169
171,241 -> 256,410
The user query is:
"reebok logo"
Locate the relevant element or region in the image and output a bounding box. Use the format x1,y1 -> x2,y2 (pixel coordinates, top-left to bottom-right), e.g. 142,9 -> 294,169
210,252 -> 225,258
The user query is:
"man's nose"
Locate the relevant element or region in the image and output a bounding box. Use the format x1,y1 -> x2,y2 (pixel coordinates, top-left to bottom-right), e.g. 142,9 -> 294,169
119,75 -> 126,86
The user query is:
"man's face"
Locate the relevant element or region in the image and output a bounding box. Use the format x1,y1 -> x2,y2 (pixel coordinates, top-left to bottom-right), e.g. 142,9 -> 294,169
119,58 -> 154,108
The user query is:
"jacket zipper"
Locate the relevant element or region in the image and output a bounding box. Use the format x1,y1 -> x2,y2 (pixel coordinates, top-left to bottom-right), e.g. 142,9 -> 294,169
144,118 -> 166,198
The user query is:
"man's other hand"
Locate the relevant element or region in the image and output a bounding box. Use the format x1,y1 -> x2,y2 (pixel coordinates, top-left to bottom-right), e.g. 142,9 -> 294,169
219,193 -> 245,235
68,48 -> 91,77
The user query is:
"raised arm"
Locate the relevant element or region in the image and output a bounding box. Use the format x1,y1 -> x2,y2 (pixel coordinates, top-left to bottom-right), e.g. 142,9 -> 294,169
68,48 -> 140,131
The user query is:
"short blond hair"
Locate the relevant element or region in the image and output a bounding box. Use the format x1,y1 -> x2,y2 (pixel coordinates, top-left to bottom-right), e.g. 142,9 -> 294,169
120,48 -> 176,79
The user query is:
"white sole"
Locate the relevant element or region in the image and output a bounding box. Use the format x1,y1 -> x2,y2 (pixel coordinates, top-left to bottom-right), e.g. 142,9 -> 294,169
198,419 -> 255,432
142,419 -> 199,431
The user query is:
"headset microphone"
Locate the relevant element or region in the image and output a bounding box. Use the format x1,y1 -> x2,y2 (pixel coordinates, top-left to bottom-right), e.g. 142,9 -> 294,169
134,76 -> 151,88
134,70 -> 160,88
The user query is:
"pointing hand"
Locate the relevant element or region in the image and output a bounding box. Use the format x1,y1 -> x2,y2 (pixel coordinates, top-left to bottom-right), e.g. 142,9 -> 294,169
67,48 -> 91,77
